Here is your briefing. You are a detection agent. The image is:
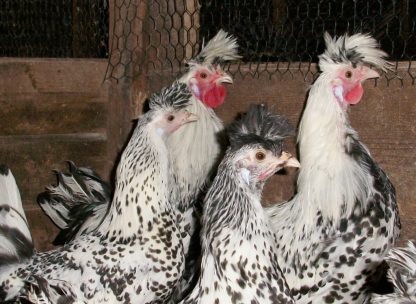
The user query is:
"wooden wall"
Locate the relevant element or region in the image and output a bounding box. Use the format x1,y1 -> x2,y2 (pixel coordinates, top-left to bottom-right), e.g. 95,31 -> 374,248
0,58 -> 115,250
0,58 -> 414,251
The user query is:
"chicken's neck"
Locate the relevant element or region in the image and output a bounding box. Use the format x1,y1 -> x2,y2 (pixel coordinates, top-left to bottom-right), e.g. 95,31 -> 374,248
99,121 -> 176,242
294,76 -> 373,228
203,159 -> 267,243
167,96 -> 223,212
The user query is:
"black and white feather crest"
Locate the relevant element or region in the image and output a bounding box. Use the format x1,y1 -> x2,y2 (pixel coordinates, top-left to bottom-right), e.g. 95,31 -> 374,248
149,81 -> 192,111
319,32 -> 391,71
189,29 -> 241,66
228,104 -> 295,152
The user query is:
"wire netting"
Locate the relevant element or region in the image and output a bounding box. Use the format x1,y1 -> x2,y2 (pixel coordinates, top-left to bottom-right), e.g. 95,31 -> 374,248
0,0 -> 109,58
0,0 -> 414,84
106,0 -> 416,85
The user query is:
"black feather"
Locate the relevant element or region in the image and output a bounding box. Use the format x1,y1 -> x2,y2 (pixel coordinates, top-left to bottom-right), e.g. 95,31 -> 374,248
228,104 -> 295,153
149,81 -> 191,111
0,164 -> 9,176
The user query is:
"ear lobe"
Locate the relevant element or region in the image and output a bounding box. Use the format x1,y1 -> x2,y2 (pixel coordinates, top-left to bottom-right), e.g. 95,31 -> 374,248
333,85 -> 344,103
189,82 -> 201,99
240,167 -> 251,185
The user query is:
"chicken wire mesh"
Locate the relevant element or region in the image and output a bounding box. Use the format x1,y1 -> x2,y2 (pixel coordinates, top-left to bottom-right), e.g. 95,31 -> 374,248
106,0 -> 416,85
0,0 -> 415,85
0,0 -> 109,58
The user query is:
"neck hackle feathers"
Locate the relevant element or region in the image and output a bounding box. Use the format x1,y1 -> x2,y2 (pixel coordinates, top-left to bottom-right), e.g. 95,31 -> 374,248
228,104 -> 295,153
188,29 -> 241,67
319,32 -> 391,71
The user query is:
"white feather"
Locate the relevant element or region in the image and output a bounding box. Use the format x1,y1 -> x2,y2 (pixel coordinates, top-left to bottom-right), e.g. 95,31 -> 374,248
167,97 -> 223,209
190,29 -> 241,66
0,168 -> 32,253
320,32 -> 392,72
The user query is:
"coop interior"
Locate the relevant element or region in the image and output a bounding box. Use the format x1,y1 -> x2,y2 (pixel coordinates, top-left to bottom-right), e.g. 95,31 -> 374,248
0,0 -> 414,258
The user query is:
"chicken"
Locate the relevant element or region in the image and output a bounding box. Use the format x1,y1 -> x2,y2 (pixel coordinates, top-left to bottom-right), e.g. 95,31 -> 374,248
181,104 -> 300,304
372,241 -> 416,304
266,33 -> 401,303
38,29 -> 240,301
0,81 -> 197,303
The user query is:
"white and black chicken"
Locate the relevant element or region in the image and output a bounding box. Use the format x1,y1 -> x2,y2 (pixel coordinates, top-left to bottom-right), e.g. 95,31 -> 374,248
38,29 -> 240,242
181,104 -> 300,304
267,33 -> 401,303
38,29 -> 240,301
0,81 -> 197,303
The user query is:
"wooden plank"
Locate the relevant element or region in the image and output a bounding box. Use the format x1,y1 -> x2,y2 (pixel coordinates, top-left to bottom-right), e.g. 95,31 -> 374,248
0,135 -> 109,208
0,95 -> 107,136
26,207 -> 60,251
0,59 -> 108,95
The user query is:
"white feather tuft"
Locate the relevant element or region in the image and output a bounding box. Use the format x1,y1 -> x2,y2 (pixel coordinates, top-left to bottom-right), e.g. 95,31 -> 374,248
320,32 -> 392,72
189,29 -> 241,66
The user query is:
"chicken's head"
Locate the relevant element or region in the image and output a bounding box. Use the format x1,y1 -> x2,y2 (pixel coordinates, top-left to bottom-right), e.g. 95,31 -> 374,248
187,64 -> 233,109
148,81 -> 197,137
228,104 -> 298,190
236,148 -> 299,187
331,65 -> 380,106
318,32 -> 391,108
153,110 -> 198,136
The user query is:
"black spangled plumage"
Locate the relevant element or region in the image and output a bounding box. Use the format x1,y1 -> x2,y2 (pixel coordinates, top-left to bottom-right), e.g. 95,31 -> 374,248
266,32 -> 400,304
182,105 -> 295,304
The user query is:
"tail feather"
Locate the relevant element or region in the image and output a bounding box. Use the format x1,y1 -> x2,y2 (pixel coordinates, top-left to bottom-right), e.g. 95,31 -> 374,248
371,241 -> 416,303
38,162 -> 111,244
0,165 -> 33,265
23,275 -> 78,304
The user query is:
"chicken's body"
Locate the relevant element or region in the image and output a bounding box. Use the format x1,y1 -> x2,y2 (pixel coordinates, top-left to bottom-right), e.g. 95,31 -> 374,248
0,82 -> 194,303
182,105 -> 299,304
267,33 -> 400,303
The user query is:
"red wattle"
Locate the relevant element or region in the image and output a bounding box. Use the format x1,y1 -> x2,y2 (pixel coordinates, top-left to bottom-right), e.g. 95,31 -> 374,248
201,85 -> 226,108
345,82 -> 364,105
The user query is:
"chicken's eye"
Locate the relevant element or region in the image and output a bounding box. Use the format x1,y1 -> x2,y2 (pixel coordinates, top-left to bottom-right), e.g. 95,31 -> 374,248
345,71 -> 352,79
167,115 -> 175,122
200,72 -> 207,79
255,151 -> 266,161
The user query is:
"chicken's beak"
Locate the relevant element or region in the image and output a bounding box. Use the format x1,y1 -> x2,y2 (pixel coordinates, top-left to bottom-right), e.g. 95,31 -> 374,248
259,152 -> 300,181
276,152 -> 300,170
217,72 -> 233,84
361,66 -> 380,81
283,151 -> 300,168
183,112 -> 198,124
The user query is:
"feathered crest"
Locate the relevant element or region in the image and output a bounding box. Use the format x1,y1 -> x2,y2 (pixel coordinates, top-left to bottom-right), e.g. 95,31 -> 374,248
188,29 -> 241,67
319,32 -> 391,71
149,81 -> 192,111
228,104 -> 295,152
